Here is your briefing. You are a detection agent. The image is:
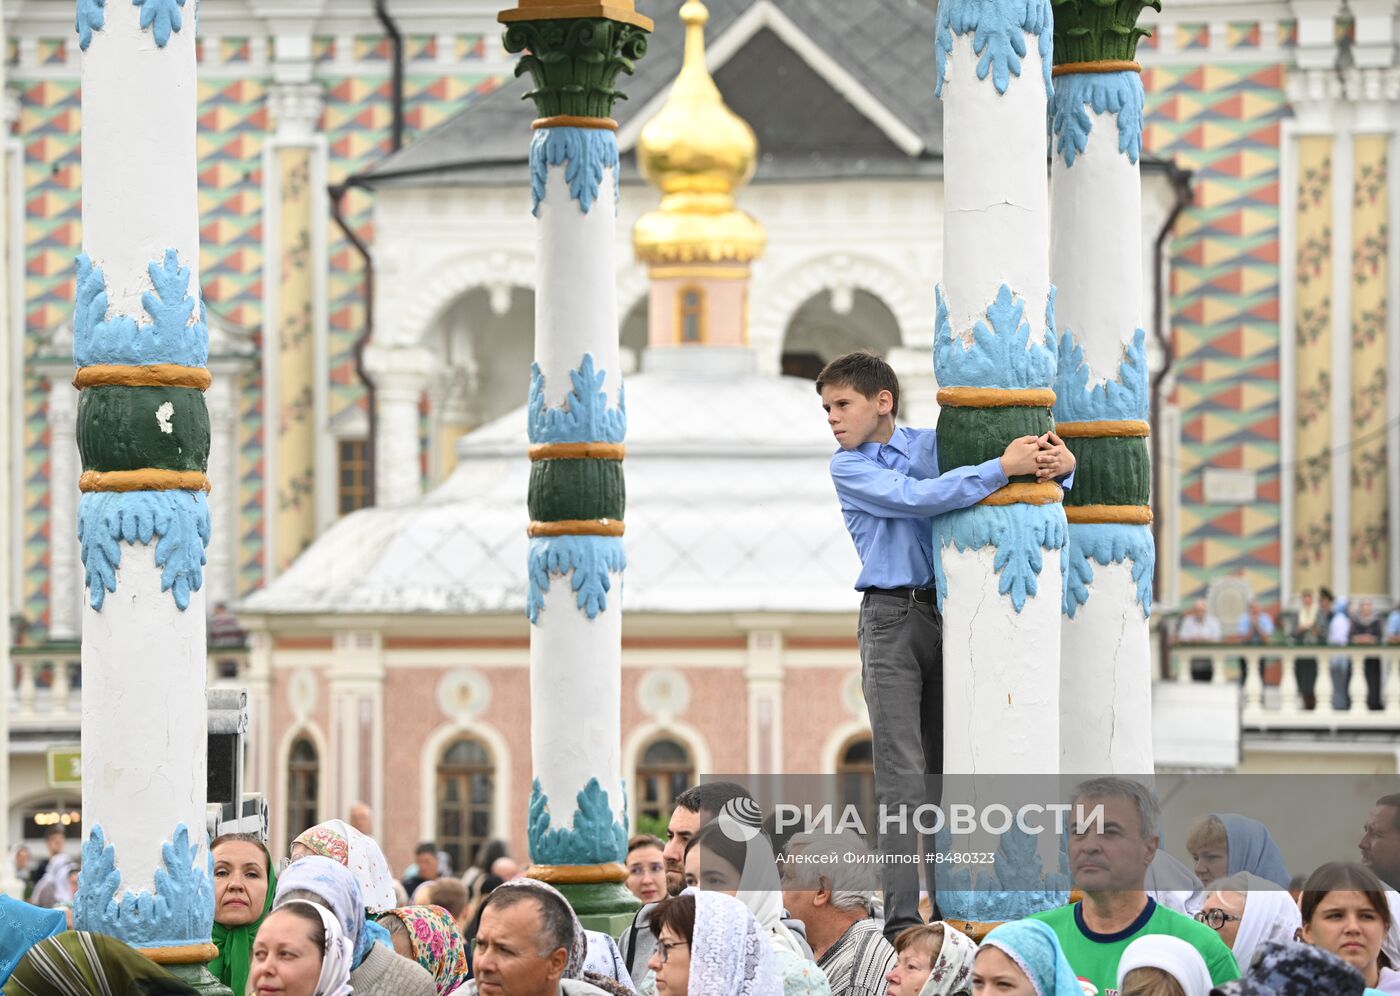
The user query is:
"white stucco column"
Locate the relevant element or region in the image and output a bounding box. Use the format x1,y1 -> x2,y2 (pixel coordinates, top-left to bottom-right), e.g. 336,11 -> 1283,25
204,369 -> 240,609
499,0 -> 651,931
71,0 -> 217,971
1049,18 -> 1156,773
363,344 -> 432,508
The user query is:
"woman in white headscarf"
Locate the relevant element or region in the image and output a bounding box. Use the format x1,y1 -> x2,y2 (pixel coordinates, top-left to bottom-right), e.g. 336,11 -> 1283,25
1116,935 -> 1212,996
683,821 -> 828,996
1200,873 -> 1302,972
290,818 -> 398,912
251,899 -> 354,996
647,891 -> 783,996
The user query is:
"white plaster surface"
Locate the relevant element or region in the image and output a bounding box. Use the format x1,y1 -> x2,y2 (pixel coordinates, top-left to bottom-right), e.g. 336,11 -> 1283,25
941,544 -> 1061,774
80,0 -> 199,318
530,579 -> 626,830
536,164 -> 622,408
81,543 -> 207,894
941,33 -> 1049,343
1059,560 -> 1154,773
1050,109 -> 1144,381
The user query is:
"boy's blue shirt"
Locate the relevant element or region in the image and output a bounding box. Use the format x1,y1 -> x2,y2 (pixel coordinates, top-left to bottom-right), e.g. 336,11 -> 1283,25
830,425 -> 1074,590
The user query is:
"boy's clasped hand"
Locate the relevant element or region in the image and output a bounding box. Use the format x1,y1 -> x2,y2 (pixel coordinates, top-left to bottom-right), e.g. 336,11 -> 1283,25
1000,431 -> 1076,482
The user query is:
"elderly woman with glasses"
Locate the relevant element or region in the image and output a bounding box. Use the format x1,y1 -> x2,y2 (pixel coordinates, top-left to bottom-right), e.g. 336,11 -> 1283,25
1194,872 -> 1301,972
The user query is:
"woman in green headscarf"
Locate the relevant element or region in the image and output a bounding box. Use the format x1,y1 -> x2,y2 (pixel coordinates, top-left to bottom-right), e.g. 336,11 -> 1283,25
209,832 -> 277,996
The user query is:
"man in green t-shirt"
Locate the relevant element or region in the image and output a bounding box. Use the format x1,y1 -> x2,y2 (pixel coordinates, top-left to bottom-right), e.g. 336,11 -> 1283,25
1032,777 -> 1240,995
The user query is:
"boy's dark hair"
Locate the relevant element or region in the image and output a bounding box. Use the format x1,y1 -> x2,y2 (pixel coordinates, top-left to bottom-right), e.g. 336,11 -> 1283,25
815,350 -> 900,419
415,841 -> 438,857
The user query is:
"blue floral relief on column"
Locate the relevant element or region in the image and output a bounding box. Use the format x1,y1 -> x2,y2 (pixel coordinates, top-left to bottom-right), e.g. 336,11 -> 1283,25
530,127 -> 620,217
527,354 -> 626,445
1053,326 -> 1149,423
528,778 -> 628,866
75,823 -> 215,947
935,0 -> 1054,98
932,503 -> 1068,613
74,250 -> 209,369
79,491 -> 211,611
935,824 -> 1069,922
934,283 -> 1058,389
1049,70 -> 1145,168
133,0 -> 187,47
76,0 -> 108,49
527,535 -> 626,624
1064,524 -> 1154,617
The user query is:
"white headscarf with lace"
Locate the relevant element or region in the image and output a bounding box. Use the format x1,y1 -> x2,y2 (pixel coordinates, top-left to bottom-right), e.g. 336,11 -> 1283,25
689,890 -> 783,996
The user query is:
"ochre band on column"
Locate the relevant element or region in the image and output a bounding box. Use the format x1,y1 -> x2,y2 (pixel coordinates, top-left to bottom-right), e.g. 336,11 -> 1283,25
980,482 -> 1064,506
1055,420 -> 1150,438
73,364 -> 213,391
528,443 -> 626,461
527,862 -> 628,884
80,470 -> 212,493
140,943 -> 220,965
532,115 -> 618,130
528,519 -> 625,538
1066,505 -> 1153,524
1053,60 -> 1142,77
938,387 -> 1057,408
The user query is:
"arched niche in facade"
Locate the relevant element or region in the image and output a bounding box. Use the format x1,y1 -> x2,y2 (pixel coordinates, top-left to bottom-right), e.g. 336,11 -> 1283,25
781,287 -> 903,380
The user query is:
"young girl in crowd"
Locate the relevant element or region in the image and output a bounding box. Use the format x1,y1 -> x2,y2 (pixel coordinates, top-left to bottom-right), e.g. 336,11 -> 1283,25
1299,862 -> 1400,995
972,920 -> 1083,996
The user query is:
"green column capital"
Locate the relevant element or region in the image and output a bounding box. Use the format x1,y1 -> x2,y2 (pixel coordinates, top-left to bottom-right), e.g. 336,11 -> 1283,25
499,14 -> 651,119
1051,0 -> 1160,65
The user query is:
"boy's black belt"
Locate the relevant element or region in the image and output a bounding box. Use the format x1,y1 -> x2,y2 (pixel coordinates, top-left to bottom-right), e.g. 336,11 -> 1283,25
862,586 -> 936,604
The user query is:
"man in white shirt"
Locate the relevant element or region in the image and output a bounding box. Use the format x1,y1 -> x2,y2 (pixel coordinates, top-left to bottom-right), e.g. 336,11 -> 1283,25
1177,599 -> 1222,681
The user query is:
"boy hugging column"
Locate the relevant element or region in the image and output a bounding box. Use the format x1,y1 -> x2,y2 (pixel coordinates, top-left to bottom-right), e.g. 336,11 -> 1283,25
932,0 -> 1064,776
499,0 -> 650,933
1049,0 -> 1158,774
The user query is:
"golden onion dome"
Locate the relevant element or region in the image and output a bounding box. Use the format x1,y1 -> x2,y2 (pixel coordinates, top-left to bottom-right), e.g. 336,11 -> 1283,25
633,0 -> 766,265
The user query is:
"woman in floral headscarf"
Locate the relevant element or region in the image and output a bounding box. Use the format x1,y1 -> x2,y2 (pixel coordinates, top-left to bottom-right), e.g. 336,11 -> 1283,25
884,923 -> 977,996
291,819 -> 398,912
376,905 -> 471,996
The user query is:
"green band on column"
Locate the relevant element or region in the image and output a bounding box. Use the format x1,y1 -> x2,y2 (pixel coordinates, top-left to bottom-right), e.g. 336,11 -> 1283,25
936,406 -> 1054,483
528,458 -> 627,523
77,385 -> 211,474
1061,435 -> 1150,507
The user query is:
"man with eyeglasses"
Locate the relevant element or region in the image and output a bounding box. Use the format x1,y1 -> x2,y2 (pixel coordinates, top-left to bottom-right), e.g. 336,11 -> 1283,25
1032,778 -> 1240,996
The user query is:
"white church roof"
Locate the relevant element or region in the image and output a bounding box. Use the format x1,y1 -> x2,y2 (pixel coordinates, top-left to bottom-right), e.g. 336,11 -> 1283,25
240,360 -> 864,617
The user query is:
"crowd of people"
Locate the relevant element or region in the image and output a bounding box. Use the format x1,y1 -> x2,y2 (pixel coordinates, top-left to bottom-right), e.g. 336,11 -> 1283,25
1174,590 -> 1400,708
7,778 -> 1400,994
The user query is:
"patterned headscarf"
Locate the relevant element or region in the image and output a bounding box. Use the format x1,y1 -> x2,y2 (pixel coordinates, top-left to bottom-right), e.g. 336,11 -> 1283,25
980,920 -> 1084,996
275,855 -> 374,969
1211,940 -> 1367,996
277,900 -> 354,996
292,819 -> 398,911
918,923 -> 978,996
376,905 -> 470,995
4,931 -> 196,995
210,837 -> 277,996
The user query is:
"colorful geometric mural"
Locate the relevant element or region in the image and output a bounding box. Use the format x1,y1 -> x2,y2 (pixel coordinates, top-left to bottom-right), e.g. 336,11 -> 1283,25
1142,63 -> 1289,609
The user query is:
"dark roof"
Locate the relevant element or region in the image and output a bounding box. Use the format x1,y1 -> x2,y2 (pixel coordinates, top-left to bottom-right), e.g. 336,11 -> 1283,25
362,0 -> 944,188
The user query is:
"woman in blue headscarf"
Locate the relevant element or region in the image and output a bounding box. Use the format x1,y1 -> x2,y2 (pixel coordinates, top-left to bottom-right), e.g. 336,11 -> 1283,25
974,920 -> 1084,996
274,854 -> 434,996
0,896 -> 67,985
1186,814 -> 1290,890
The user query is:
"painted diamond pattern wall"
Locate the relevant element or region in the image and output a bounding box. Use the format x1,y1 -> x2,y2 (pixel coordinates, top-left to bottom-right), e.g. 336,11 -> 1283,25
1142,63 -> 1288,610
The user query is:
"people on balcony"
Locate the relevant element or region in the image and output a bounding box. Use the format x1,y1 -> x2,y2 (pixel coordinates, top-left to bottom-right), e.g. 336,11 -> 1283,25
1176,600 -> 1223,681
1329,598 -> 1354,711
1352,599 -> 1385,711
